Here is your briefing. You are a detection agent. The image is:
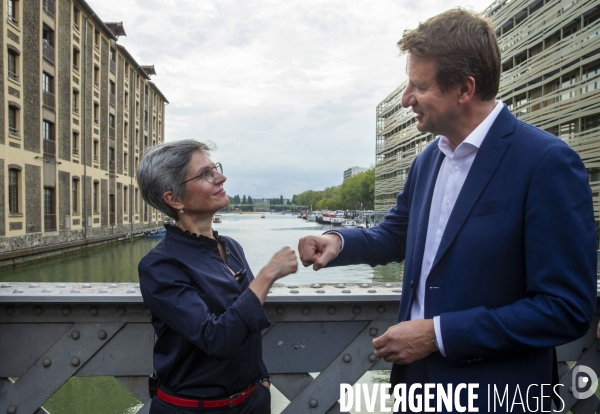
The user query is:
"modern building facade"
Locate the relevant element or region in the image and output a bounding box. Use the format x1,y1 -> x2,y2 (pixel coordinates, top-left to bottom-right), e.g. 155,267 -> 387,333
374,0 -> 600,229
343,166 -> 367,181
1,0 -> 168,255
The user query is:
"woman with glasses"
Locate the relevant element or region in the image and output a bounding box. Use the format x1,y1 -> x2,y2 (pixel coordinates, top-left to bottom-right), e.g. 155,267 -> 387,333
136,139 -> 298,413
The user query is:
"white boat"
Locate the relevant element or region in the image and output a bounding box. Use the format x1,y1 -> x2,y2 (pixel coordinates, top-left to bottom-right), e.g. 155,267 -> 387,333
342,220 -> 358,228
261,214 -> 266,218
213,215 -> 222,224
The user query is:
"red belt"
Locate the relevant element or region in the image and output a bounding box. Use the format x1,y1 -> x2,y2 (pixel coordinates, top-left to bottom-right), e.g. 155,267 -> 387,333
157,384 -> 259,409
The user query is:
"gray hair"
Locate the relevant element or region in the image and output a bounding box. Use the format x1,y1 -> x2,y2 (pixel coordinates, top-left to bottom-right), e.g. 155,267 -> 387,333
136,139 -> 215,220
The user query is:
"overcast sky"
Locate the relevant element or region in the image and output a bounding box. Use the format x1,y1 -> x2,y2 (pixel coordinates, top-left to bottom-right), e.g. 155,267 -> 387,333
92,0 -> 482,199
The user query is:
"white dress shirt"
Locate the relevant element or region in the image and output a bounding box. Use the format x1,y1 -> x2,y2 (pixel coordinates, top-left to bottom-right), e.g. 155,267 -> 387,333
413,100 -> 504,356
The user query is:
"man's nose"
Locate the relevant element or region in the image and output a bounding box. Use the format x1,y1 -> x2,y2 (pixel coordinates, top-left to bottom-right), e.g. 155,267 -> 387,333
401,85 -> 416,108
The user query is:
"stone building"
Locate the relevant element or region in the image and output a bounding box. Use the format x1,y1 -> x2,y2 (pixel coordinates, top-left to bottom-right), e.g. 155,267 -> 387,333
374,0 -> 600,228
1,0 -> 168,257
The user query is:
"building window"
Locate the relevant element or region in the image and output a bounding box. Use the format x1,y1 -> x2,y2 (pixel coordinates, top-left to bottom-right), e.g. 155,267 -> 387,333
124,152 -> 128,171
109,80 -> 116,106
72,131 -> 79,155
8,106 -> 19,136
583,63 -> 600,93
73,7 -> 80,31
72,179 -> 79,214
94,65 -> 100,86
72,90 -> 79,114
42,72 -> 55,110
124,91 -> 129,109
93,181 -> 99,213
94,29 -> 100,48
73,47 -> 80,71
7,50 -> 18,82
44,187 -> 56,231
43,120 -> 53,141
123,186 -> 128,213
93,102 -> 99,124
135,130 -> 139,146
124,122 -> 129,141
8,168 -> 19,213
135,188 -> 139,213
124,63 -> 129,79
109,48 -> 116,73
93,140 -> 99,162
7,0 -> 18,25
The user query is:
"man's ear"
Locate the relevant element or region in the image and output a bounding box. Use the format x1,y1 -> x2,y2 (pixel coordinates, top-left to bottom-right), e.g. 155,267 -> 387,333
163,191 -> 183,211
458,76 -> 476,104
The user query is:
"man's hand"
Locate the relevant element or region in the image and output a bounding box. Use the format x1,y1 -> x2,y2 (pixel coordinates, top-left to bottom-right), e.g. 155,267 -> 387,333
372,319 -> 438,365
297,234 -> 342,270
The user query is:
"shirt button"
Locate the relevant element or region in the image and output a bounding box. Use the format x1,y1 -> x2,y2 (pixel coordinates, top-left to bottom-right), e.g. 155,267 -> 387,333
445,200 -> 450,204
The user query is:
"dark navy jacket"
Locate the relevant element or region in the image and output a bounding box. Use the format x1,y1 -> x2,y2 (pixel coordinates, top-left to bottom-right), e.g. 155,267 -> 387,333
138,224 -> 270,399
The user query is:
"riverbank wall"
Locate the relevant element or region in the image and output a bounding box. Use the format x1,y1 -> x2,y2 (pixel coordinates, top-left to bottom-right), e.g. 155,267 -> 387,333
0,223 -> 162,270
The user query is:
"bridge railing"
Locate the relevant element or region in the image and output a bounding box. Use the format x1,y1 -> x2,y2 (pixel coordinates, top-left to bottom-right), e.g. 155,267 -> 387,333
0,283 -> 599,414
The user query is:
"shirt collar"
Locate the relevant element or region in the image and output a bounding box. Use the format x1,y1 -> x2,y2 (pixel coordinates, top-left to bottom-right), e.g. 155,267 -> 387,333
438,100 -> 504,158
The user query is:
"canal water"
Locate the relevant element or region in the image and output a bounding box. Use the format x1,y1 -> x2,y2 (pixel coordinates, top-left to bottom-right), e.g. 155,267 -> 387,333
1,213 -> 404,414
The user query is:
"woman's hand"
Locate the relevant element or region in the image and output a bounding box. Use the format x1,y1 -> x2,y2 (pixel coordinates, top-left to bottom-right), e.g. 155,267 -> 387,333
263,246 -> 298,280
250,247 -> 298,304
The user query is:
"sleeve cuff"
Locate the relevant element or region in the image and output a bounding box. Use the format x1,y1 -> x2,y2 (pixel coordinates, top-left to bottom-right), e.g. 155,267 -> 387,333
323,230 -> 345,251
235,288 -> 271,332
433,315 -> 446,357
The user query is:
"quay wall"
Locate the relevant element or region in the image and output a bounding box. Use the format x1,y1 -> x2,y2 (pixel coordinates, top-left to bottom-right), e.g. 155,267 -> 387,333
0,222 -> 162,269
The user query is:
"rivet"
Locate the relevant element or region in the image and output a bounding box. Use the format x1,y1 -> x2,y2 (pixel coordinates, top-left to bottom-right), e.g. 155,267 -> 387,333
316,289 -> 325,294
369,354 -> 378,362
276,306 -> 285,315
42,289 -> 52,293
89,306 -> 99,316
28,284 -> 38,288
392,288 -> 401,293
99,289 -> 108,294
56,284 -> 66,288
343,354 -> 352,363
302,306 -> 311,315
290,289 -> 299,294
109,284 -> 117,288
126,289 -> 136,294
342,289 -> 351,294
327,306 -> 336,315
82,284 -> 92,288
13,289 -> 23,294
336,284 -> 345,288
7,405 -> 17,414
312,284 -> 321,288
1,283 -> 11,288
361,284 -> 369,288
353,306 -> 361,314
143,307 -> 151,316
98,330 -> 107,340
5,307 -> 15,316
385,283 -> 392,288
71,330 -> 80,340
287,285 -> 298,289
116,306 -> 126,316
310,399 -> 318,408
70,289 -> 80,294
43,358 -> 52,367
61,306 -> 71,316
71,357 -> 80,366
368,289 -> 377,293
377,305 -> 386,314
33,306 -> 43,316
369,328 -> 378,337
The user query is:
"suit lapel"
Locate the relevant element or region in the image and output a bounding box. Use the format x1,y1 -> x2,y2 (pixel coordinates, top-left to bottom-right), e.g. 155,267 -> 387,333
430,106 -> 515,270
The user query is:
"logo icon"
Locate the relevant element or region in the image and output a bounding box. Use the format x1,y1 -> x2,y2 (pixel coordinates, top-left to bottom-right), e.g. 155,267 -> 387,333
572,365 -> 598,399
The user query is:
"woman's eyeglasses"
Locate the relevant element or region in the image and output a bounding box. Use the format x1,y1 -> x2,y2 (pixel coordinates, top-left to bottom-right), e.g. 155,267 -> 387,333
180,162 -> 223,185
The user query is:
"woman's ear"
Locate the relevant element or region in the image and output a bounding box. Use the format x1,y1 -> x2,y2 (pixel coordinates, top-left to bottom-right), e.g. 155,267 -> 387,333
163,191 -> 183,211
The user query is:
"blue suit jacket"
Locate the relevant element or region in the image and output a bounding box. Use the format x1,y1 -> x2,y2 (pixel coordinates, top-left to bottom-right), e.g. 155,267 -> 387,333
332,107 -> 597,407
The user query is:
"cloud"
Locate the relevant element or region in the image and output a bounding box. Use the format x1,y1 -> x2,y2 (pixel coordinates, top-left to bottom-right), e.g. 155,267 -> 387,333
90,0 -> 481,198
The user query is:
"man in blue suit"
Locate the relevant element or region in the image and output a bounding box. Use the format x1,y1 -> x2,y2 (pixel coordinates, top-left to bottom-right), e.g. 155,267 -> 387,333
298,9 -> 597,413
